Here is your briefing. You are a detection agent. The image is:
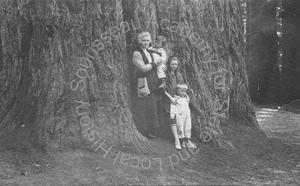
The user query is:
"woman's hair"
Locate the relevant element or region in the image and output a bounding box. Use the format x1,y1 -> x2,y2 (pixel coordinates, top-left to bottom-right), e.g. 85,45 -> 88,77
166,55 -> 180,74
137,31 -> 151,44
165,55 -> 184,86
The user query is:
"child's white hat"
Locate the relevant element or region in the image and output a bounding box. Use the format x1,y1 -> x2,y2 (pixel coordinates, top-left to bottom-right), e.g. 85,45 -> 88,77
177,84 -> 188,91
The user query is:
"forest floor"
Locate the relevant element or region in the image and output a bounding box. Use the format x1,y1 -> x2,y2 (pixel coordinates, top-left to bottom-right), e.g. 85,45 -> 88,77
1,104 -> 300,186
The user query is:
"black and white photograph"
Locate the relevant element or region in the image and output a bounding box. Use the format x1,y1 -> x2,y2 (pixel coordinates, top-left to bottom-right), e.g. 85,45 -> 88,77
0,0 -> 299,185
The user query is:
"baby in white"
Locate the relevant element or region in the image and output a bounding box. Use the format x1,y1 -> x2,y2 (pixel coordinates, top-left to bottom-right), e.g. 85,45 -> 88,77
148,36 -> 167,88
170,84 -> 196,149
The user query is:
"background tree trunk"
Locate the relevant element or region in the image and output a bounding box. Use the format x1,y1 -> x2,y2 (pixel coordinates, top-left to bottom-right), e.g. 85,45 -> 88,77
282,0 -> 300,103
0,0 -> 260,153
246,0 -> 280,104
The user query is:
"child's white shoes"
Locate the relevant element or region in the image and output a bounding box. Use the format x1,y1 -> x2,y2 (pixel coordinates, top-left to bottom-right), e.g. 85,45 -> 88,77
186,140 -> 196,149
175,141 -> 181,150
181,140 -> 186,148
175,139 -> 196,150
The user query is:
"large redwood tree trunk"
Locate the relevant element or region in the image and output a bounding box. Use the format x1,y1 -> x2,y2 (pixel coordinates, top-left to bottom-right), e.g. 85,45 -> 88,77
0,0 -> 261,153
0,0 -> 150,154
118,0 -> 260,148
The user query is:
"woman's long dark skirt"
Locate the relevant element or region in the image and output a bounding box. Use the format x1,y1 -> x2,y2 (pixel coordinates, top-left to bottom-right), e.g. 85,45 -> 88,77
136,91 -> 164,135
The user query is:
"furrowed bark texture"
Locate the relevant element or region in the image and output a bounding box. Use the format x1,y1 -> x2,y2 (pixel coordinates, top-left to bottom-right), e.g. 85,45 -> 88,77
0,0 -> 260,152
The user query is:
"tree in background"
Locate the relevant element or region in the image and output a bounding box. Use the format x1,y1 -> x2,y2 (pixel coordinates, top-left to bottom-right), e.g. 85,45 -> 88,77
281,0 -> 300,103
246,0 -> 280,104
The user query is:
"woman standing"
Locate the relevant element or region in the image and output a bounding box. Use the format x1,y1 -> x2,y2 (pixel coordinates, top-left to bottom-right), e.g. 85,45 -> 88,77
132,31 -> 164,139
163,56 -> 185,149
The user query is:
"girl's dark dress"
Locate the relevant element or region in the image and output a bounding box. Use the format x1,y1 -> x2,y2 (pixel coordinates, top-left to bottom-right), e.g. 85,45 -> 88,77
163,72 -> 184,125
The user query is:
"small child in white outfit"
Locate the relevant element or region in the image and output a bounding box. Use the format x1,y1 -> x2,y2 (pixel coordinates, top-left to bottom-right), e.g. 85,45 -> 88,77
148,36 -> 167,88
170,84 -> 196,149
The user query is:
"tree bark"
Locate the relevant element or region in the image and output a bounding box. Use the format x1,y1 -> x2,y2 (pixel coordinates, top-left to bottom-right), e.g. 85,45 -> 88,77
0,0 -> 151,154
0,0 -> 261,153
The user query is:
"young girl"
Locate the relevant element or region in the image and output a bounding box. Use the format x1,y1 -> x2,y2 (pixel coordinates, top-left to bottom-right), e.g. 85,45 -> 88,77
170,83 -> 196,149
163,56 -> 184,150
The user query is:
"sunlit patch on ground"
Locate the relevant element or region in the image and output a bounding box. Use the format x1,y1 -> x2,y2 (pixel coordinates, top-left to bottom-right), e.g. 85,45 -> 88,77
255,106 -> 300,185
256,106 -> 300,147
257,118 -> 266,122
261,108 -> 279,112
